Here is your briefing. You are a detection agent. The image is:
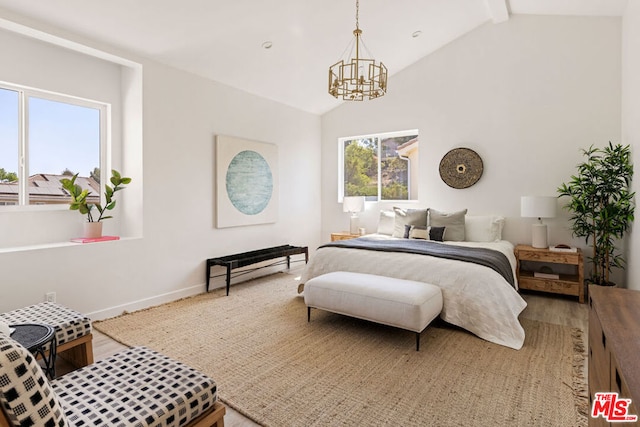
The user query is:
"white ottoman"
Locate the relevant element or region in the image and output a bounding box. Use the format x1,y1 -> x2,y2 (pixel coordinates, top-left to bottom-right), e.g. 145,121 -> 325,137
304,271 -> 443,351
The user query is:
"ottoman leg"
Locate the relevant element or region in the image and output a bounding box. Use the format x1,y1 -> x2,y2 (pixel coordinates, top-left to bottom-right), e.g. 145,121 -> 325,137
416,332 -> 420,352
307,306 -> 311,322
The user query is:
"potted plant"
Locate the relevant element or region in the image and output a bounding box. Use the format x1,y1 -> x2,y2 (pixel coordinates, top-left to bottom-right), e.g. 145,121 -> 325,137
557,142 -> 635,286
61,169 -> 131,238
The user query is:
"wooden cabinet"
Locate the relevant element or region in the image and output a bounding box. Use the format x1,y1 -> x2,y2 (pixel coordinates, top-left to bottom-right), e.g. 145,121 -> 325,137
514,245 -> 584,303
330,232 -> 361,241
589,285 -> 640,426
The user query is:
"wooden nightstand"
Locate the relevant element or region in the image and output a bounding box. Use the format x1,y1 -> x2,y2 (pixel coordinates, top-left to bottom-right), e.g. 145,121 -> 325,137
330,232 -> 361,241
514,244 -> 584,303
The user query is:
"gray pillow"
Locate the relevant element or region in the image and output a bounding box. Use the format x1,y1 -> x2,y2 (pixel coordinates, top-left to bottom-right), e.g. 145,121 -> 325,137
429,208 -> 467,241
392,207 -> 428,238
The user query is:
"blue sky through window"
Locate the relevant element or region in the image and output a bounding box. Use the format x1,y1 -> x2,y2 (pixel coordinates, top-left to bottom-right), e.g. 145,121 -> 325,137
0,87 -> 100,180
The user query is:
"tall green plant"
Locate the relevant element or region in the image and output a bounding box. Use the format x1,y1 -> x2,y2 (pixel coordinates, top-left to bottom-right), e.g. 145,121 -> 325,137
61,169 -> 131,222
557,143 -> 635,285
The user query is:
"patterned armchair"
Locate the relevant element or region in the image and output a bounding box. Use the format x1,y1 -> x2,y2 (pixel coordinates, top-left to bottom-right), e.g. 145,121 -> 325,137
0,335 -> 225,427
0,303 -> 93,369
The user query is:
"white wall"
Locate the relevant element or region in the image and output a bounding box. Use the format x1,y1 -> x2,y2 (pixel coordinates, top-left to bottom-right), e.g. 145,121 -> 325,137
321,15 -> 622,281
623,1 -> 640,291
0,27 -> 127,246
0,20 -> 322,317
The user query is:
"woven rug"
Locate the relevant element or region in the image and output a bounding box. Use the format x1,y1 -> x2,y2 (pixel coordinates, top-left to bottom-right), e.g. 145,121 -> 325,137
94,273 -> 588,427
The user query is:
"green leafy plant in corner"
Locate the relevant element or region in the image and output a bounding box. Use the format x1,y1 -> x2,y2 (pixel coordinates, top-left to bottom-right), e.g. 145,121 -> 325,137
557,142 -> 635,286
61,169 -> 131,222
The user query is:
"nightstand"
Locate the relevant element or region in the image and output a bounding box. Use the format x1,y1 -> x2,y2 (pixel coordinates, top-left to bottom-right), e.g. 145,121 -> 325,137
330,232 -> 361,241
514,244 -> 584,303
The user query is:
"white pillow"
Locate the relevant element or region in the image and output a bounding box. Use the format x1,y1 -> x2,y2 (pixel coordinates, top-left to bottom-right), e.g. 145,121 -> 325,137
465,215 -> 505,242
377,210 -> 396,235
392,207 -> 428,238
429,208 -> 467,241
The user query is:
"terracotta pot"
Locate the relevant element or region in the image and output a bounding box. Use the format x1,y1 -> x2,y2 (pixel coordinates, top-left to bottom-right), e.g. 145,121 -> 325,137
83,222 -> 103,239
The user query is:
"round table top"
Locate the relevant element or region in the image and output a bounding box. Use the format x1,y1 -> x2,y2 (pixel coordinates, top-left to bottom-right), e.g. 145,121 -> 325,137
9,323 -> 55,352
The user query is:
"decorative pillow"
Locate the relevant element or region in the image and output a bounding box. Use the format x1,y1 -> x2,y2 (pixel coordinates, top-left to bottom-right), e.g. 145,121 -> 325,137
0,336 -> 68,427
392,207 -> 428,238
376,210 -> 396,235
465,215 -> 505,242
429,208 -> 467,241
428,226 -> 446,242
405,225 -> 445,242
407,225 -> 428,240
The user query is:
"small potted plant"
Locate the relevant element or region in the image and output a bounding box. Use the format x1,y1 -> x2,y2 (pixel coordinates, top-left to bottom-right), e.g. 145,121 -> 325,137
557,142 -> 635,286
61,169 -> 131,238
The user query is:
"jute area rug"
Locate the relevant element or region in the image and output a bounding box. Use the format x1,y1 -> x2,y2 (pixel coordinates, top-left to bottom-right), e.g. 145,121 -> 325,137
94,273 -> 588,427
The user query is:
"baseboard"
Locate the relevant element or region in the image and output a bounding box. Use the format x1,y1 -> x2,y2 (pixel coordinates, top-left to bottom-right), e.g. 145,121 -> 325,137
86,284 -> 204,320
87,263 -> 305,321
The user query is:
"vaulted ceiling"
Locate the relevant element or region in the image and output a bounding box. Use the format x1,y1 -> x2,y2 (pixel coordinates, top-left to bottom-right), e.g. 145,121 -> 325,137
0,0 -> 629,115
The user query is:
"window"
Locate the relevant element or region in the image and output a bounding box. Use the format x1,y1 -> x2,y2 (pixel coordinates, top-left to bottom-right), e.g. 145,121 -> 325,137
339,129 -> 419,201
0,83 -> 107,207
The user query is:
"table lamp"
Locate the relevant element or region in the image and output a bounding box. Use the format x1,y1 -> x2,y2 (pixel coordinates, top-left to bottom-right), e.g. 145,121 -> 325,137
343,196 -> 365,234
521,196 -> 557,248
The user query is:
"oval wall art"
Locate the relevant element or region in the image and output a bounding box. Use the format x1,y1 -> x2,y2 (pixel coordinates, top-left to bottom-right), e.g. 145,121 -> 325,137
216,135 -> 279,228
225,150 -> 273,215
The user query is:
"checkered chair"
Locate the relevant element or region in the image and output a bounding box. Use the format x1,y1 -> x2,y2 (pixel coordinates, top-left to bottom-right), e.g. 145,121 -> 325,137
0,302 -> 93,368
0,335 -> 225,427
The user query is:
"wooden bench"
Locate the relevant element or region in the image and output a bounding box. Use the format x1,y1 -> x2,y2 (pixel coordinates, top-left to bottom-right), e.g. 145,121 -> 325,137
206,244 -> 308,295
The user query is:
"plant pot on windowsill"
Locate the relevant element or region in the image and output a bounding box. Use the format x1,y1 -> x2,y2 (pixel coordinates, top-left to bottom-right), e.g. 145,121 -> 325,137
61,170 -> 131,239
83,222 -> 103,239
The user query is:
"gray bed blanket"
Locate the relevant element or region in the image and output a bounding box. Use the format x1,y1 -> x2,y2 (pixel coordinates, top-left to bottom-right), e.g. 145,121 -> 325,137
320,237 -> 515,288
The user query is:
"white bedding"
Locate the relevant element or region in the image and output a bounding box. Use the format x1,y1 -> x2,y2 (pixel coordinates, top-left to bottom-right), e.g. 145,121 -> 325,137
299,235 -> 527,350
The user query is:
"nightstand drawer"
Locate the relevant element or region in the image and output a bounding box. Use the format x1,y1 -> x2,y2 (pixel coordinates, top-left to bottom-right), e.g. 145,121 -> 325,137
514,244 -> 584,303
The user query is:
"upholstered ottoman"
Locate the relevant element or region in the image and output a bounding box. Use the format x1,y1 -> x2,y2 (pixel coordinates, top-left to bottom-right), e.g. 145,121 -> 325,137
304,271 -> 443,350
0,302 -> 93,368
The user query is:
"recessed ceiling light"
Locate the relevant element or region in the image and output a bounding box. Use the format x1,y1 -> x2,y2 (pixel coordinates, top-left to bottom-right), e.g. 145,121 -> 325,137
412,30 -> 422,38
262,41 -> 273,49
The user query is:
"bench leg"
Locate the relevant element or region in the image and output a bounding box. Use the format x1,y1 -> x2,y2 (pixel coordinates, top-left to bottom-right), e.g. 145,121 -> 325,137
226,266 -> 231,296
57,334 -> 94,368
206,262 -> 211,292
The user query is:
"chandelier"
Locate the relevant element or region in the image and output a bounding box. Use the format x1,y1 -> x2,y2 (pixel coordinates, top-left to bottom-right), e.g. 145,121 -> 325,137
328,0 -> 387,101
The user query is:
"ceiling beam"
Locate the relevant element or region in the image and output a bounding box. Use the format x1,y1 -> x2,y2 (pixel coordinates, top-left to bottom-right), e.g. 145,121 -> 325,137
485,0 -> 510,23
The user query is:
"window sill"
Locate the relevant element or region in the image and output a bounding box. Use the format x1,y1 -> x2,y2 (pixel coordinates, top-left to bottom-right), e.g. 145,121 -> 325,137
0,236 -> 139,254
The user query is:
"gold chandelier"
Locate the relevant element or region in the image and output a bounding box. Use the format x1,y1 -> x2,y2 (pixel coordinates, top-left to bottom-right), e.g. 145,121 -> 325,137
328,0 -> 387,101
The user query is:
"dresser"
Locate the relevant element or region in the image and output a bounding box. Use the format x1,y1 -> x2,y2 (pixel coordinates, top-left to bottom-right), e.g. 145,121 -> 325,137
588,285 -> 640,426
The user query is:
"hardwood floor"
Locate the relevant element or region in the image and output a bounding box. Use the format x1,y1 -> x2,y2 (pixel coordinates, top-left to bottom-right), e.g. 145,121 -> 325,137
56,283 -> 589,427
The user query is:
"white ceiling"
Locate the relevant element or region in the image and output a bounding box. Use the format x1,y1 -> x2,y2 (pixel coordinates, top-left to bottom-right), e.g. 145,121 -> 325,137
0,0 -> 629,115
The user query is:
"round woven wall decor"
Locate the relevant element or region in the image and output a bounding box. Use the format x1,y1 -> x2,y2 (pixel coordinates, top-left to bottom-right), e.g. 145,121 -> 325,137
439,148 -> 483,189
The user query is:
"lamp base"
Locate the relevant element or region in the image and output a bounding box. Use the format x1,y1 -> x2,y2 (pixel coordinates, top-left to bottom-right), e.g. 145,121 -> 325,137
350,214 -> 359,235
531,223 -> 548,248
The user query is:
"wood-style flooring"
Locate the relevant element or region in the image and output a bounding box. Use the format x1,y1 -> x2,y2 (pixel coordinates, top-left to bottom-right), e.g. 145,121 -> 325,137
56,274 -> 589,427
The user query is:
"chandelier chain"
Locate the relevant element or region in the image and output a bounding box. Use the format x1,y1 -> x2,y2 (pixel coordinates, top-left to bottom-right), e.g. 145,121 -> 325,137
356,0 -> 359,30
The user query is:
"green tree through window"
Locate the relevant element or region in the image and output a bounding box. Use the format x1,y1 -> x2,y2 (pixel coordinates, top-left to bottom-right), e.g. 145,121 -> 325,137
341,130 -> 418,201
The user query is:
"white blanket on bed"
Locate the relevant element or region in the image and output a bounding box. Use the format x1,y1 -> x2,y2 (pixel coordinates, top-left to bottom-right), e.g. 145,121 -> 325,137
299,236 -> 527,350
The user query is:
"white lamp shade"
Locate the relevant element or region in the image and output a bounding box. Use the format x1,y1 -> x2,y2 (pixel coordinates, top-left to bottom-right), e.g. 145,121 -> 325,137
343,196 -> 365,213
521,196 -> 557,219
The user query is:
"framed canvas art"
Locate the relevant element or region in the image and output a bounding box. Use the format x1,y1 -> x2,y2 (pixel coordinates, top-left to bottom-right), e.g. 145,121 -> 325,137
215,135 -> 278,228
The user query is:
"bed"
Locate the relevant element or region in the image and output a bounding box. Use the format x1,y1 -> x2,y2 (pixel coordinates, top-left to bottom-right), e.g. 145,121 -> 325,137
299,209 -> 528,350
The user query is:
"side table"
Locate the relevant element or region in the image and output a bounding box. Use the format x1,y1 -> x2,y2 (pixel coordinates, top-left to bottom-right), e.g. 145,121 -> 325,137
514,244 -> 584,303
10,323 -> 57,379
330,231 -> 362,241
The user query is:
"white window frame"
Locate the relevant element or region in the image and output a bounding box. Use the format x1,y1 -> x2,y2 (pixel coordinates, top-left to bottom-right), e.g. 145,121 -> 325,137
0,81 -> 110,209
338,129 -> 419,202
